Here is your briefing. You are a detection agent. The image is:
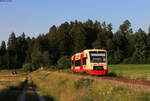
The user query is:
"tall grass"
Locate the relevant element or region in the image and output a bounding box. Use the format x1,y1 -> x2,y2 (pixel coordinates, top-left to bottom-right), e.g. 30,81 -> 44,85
30,70 -> 150,101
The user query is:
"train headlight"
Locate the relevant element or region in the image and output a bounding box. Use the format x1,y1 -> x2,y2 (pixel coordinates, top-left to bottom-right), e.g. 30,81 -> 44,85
93,66 -> 104,70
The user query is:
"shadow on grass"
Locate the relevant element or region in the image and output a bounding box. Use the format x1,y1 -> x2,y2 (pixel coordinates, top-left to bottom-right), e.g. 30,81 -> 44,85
44,96 -> 55,101
107,72 -> 118,77
96,72 -> 118,77
27,81 -> 55,101
0,80 -> 27,101
0,79 -> 55,101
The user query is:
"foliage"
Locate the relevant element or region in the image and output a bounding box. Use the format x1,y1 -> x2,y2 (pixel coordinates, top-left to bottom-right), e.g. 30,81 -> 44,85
22,63 -> 35,72
31,51 -> 50,68
0,19 -> 150,71
57,56 -> 71,69
74,78 -> 94,89
132,29 -> 148,63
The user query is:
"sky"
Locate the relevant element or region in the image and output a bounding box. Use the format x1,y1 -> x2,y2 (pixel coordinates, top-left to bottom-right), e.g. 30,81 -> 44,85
0,0 -> 150,43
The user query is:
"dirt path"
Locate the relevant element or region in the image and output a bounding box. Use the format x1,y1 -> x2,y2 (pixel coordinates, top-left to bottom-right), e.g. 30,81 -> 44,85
0,85 -> 6,90
35,89 -> 45,101
17,85 -> 26,101
17,77 -> 45,101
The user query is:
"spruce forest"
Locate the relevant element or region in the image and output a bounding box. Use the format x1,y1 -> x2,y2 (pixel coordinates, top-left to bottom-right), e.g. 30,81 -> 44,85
0,20 -> 150,70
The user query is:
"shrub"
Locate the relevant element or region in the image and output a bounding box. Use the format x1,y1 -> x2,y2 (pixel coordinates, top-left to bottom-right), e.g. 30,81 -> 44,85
22,63 -> 35,72
46,65 -> 58,71
74,78 -> 94,89
122,57 -> 132,64
57,56 -> 71,69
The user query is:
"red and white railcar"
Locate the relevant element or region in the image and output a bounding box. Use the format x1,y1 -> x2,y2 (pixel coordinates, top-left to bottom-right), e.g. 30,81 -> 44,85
71,49 -> 108,75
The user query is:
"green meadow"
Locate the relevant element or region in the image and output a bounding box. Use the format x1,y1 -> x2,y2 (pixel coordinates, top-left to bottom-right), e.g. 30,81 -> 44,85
109,64 -> 150,80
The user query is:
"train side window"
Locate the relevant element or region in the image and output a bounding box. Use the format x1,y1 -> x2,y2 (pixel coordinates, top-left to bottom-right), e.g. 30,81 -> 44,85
83,58 -> 86,65
72,60 -> 74,65
75,60 -> 81,66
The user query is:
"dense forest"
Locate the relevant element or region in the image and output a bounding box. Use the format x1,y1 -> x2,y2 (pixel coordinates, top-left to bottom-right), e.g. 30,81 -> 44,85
0,20 -> 150,70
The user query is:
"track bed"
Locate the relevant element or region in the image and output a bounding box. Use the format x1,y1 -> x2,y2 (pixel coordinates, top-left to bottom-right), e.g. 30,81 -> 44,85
97,76 -> 150,86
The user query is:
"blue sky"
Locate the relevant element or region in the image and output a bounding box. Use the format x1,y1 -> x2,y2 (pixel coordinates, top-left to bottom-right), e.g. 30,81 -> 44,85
0,0 -> 150,43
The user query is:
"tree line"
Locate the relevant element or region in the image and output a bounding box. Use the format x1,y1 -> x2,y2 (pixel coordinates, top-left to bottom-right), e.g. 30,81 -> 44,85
0,20 -> 150,70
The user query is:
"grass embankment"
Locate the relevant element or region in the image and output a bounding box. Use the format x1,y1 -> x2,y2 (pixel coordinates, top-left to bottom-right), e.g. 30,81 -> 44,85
30,70 -> 150,101
0,70 -> 27,101
109,64 -> 150,80
52,64 -> 150,81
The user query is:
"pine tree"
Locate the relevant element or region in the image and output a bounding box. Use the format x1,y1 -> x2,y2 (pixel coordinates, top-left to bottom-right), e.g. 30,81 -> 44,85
83,20 -> 99,48
113,20 -> 133,62
57,22 -> 72,56
92,31 -> 106,49
31,50 -> 50,68
132,29 -> 148,63
0,41 -> 6,55
146,27 -> 150,63
7,32 -> 18,69
119,20 -> 133,39
25,37 -> 32,63
70,23 -> 87,53
16,33 -> 28,67
47,25 -> 60,64
0,41 -> 7,69
148,26 -> 150,35
106,39 -> 115,64
92,22 -> 113,50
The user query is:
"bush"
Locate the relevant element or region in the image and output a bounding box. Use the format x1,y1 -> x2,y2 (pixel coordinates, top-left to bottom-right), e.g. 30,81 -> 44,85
22,63 -> 35,72
122,57 -> 132,64
57,56 -> 71,69
46,65 -> 58,71
74,78 -> 94,89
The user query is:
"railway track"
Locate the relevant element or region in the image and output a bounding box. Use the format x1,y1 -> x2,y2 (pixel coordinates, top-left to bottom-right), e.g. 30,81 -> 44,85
44,70 -> 150,87
96,76 -> 150,87
68,71 -> 150,86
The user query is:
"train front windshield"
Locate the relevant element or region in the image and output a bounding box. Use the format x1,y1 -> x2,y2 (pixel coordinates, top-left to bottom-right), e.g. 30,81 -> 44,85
90,51 -> 106,63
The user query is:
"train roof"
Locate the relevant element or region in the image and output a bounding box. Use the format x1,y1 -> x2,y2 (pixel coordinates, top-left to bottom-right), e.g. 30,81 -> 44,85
72,49 -> 106,57
83,49 -> 106,52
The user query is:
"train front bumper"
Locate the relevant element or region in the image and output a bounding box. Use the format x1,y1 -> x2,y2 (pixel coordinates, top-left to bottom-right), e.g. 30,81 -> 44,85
85,69 -> 108,75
